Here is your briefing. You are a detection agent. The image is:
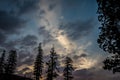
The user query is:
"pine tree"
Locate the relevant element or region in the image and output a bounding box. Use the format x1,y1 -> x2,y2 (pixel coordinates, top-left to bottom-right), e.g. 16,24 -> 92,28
63,57 -> 74,80
46,47 -> 59,80
97,0 -> 120,73
33,43 -> 44,80
0,50 -> 6,74
5,50 -> 17,74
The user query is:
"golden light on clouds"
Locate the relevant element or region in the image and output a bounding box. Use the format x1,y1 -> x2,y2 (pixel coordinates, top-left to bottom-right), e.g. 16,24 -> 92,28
34,0 -> 97,75
17,64 -> 34,74
74,57 -> 97,70
40,76 -> 45,80
56,34 -> 76,52
37,0 -> 76,53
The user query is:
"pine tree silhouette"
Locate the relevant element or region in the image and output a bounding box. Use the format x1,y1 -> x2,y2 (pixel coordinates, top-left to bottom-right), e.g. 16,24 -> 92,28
5,50 -> 17,74
0,50 -> 6,74
46,46 -> 59,80
33,43 -> 44,80
63,57 -> 74,80
97,0 -> 120,73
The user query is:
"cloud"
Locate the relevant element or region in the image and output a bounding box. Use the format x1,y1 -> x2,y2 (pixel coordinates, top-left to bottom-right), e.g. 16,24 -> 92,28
59,19 -> 94,41
0,1 -> 113,80
73,69 -> 93,79
73,53 -> 88,60
0,0 -> 41,15
38,26 -> 56,46
73,68 -> 120,80
17,50 -> 34,66
16,0 -> 41,14
0,10 -> 26,34
0,10 -> 26,48
20,35 -> 38,46
16,64 -> 33,76
48,3 -> 56,11
0,33 -> 6,46
0,0 -> 42,49
1,34 -> 38,67
0,34 -> 38,50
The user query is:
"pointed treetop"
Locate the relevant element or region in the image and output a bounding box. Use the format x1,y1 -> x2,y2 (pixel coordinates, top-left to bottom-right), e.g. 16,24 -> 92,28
3,50 -> 6,53
10,50 -> 16,54
50,44 -> 56,54
38,43 -> 42,51
52,44 -> 54,49
39,42 -> 42,46
66,57 -> 73,63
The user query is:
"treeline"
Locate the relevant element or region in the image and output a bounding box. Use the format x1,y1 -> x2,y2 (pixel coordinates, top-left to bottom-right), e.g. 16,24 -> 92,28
0,50 -> 17,75
34,43 -> 74,80
97,0 -> 120,74
0,43 -> 74,80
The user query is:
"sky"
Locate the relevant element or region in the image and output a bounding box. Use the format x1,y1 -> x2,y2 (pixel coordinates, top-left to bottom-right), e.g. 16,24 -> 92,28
0,0 -> 120,80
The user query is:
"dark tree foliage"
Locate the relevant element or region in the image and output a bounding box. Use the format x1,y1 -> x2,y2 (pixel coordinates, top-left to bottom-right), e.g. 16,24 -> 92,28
33,43 -> 44,80
103,54 -> 120,73
5,50 -> 17,74
46,47 -> 59,80
63,57 -> 74,80
0,50 -> 6,74
97,0 -> 120,73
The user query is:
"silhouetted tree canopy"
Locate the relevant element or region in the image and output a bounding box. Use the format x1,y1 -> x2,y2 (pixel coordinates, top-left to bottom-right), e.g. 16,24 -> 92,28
5,50 -> 17,74
33,43 -> 44,80
103,54 -> 120,73
46,47 -> 59,80
63,57 -> 74,80
0,50 -> 6,74
97,0 -> 120,73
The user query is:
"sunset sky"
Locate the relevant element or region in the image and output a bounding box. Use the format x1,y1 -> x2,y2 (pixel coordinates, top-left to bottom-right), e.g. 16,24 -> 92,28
0,0 -> 120,80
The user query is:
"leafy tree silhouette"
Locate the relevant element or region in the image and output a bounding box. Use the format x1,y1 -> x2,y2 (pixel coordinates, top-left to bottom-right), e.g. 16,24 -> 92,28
34,43 -> 44,80
63,57 -> 74,80
0,50 -> 6,74
46,46 -> 59,80
5,50 -> 17,74
97,0 -> 120,73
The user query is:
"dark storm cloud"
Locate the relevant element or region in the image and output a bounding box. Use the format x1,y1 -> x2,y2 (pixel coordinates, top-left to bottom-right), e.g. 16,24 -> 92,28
0,33 -> 6,45
16,35 -> 38,66
48,3 -> 56,11
39,26 -> 52,38
39,10 -> 46,18
0,0 -> 42,49
0,0 -> 41,15
73,53 -> 88,60
16,0 -> 41,14
0,10 -> 26,34
0,0 -> 40,47
3,40 -> 19,50
59,20 -> 94,40
79,53 -> 88,57
20,35 -> 38,46
0,0 -> 41,36
18,50 -> 34,66
0,10 -> 26,48
0,34 -> 38,67
38,26 -> 55,45
0,34 -> 38,51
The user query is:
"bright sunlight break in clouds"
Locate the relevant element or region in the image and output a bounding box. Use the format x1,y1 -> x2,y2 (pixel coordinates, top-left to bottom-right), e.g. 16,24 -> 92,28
0,0 -> 120,80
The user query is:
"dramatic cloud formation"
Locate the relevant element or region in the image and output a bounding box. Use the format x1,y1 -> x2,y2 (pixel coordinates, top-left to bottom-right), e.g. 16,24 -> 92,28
59,20 -> 95,41
0,10 -> 26,46
0,0 -> 119,80
0,11 -> 25,34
